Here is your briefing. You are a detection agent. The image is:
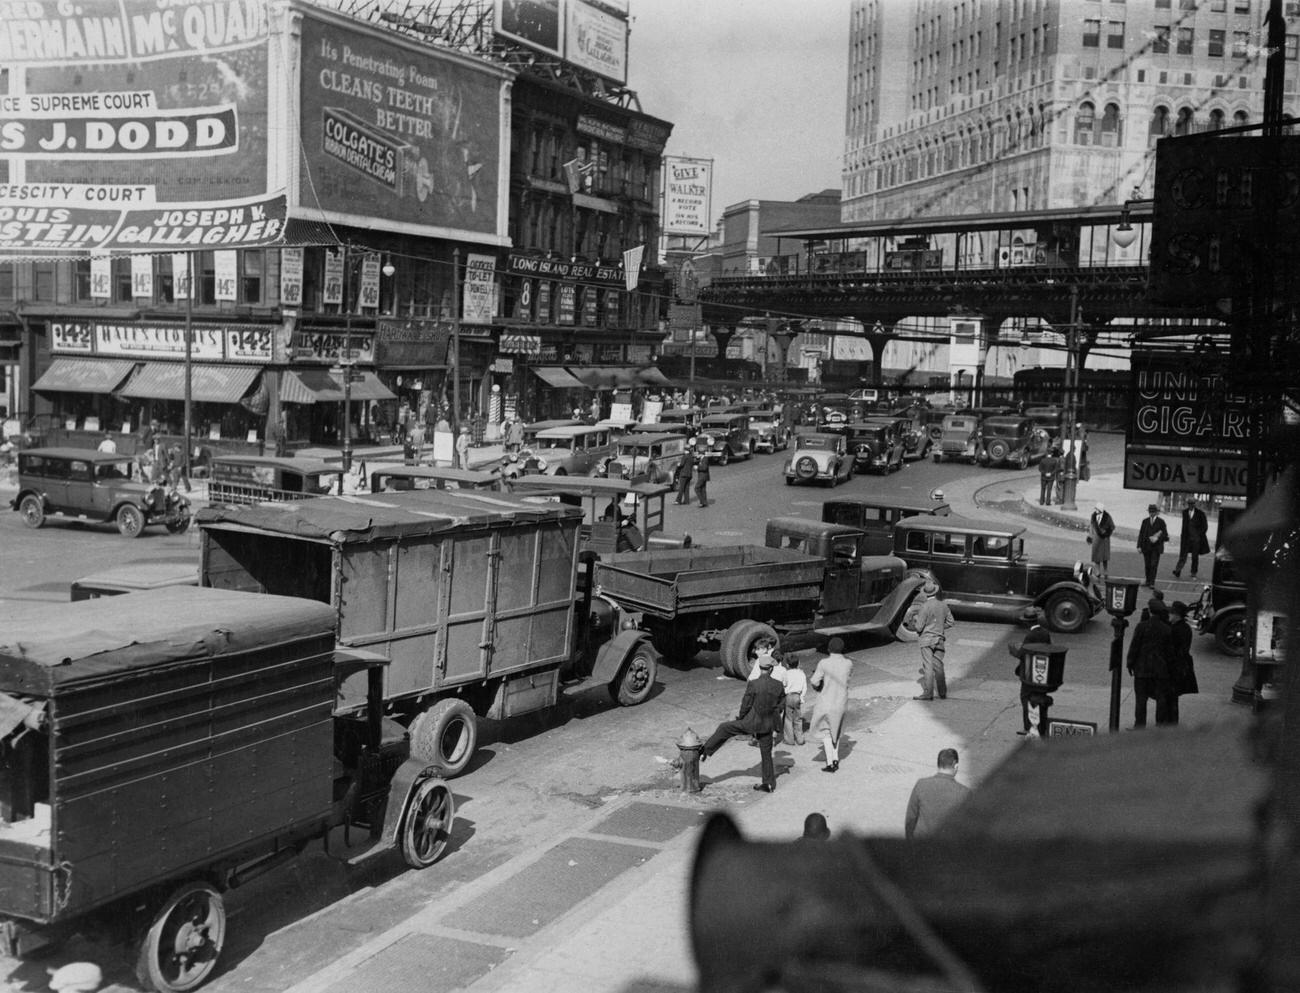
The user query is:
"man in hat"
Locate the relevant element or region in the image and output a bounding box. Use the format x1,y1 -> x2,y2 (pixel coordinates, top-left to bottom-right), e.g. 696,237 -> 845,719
700,643 -> 785,792
693,448 -> 711,507
673,445 -> 694,504
1137,503 -> 1170,588
1038,447 -> 1060,505
616,494 -> 644,552
904,579 -> 955,701
808,637 -> 855,773
1009,606 -> 1052,735
1127,595 -> 1175,726
1173,498 -> 1210,579
455,425 -> 471,470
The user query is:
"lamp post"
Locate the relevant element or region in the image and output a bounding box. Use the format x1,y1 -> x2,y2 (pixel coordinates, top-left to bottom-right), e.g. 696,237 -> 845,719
1103,576 -> 1141,732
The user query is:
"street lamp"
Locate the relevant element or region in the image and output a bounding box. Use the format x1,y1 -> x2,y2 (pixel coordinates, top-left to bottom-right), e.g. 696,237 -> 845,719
1103,576 -> 1142,732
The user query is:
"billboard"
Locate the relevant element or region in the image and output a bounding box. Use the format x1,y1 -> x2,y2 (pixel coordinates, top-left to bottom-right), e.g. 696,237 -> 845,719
0,0 -> 284,256
496,0 -> 563,59
662,157 -> 713,236
298,9 -> 506,240
494,0 -> 627,84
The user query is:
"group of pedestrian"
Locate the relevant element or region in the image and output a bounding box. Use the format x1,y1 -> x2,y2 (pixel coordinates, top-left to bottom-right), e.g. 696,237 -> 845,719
1134,499 -> 1209,587
1126,594 -> 1200,726
671,445 -> 711,508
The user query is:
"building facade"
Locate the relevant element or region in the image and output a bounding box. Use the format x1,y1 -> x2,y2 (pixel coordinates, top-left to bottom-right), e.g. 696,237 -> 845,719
843,0 -> 1286,223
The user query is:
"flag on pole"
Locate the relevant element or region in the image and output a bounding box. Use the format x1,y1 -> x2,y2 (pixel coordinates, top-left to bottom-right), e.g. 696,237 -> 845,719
623,245 -> 645,291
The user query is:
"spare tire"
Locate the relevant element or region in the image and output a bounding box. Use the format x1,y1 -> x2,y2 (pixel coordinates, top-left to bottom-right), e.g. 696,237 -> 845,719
795,456 -> 818,480
986,439 -> 1010,463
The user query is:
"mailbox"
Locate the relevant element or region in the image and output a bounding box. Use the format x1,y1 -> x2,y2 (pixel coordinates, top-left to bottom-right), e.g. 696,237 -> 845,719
1018,643 -> 1067,692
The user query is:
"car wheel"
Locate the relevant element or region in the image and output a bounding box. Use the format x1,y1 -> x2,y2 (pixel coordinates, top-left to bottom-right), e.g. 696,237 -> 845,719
1215,613 -> 1248,656
116,504 -> 146,538
1045,591 -> 1089,634
987,440 -> 1010,463
1017,452 -> 1029,470
18,494 -> 45,529
927,426 -> 943,443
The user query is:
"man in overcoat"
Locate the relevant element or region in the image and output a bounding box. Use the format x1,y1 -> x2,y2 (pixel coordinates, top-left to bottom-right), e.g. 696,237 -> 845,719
701,652 -> 785,792
1137,503 -> 1171,588
1127,596 -> 1175,726
1173,498 -> 1210,579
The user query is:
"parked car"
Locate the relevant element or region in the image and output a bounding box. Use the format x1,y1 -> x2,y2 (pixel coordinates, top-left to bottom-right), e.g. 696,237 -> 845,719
917,407 -> 954,445
521,418 -> 585,447
370,466 -> 504,492
1025,406 -> 1066,446
11,447 -> 192,538
893,515 -> 1102,633
602,431 -> 688,484
933,414 -> 982,464
656,407 -> 702,435
1193,501 -> 1247,656
207,455 -> 344,504
839,422 -> 904,474
749,410 -> 792,453
696,413 -> 754,464
822,496 -> 952,555
784,432 -> 854,486
976,415 -> 1050,469
503,425 -> 615,477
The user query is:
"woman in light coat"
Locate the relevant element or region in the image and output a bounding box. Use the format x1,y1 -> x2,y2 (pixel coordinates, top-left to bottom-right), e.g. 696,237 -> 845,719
1087,502 -> 1115,576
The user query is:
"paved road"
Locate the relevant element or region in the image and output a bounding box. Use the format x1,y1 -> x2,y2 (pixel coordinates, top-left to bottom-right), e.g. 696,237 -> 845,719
0,430 -> 1234,992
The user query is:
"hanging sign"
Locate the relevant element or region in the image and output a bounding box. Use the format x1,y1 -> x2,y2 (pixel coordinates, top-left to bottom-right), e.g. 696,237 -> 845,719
462,253 -> 497,324
90,255 -> 111,300
323,248 -> 344,305
214,250 -> 238,302
359,254 -> 381,310
281,248 -> 304,307
130,255 -> 153,299
171,253 -> 192,300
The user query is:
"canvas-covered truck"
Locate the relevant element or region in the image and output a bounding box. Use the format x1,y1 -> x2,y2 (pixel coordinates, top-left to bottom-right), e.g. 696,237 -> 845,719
0,587 -> 455,993
593,517 -> 926,678
196,490 -> 658,778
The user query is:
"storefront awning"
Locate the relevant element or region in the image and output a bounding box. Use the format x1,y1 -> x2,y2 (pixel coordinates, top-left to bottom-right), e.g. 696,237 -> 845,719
531,366 -> 589,390
280,369 -> 397,405
568,366 -> 644,389
637,367 -> 673,387
118,363 -> 260,403
32,358 -> 136,394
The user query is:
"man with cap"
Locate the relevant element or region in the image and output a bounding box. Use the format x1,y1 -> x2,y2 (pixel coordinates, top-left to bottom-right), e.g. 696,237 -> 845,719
808,637 -> 855,773
700,642 -> 785,792
1137,503 -> 1170,588
1126,595 -> 1175,726
1173,498 -> 1210,579
904,580 -> 955,701
1009,607 -> 1052,735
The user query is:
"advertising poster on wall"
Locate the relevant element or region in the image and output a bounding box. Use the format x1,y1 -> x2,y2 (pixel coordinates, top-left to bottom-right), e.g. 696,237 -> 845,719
494,0 -> 563,58
462,254 -> 498,324
171,253 -> 192,300
298,9 -> 505,240
662,157 -> 713,236
131,255 -> 153,299
0,0 -> 285,257
281,248 -> 304,307
359,254 -> 382,310
215,251 -> 238,302
90,256 -> 111,300
566,1 -> 628,84
323,249 -> 344,305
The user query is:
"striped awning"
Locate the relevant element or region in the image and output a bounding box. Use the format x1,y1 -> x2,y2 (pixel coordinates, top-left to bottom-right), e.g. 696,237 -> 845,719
531,366 -> 588,389
32,358 -> 136,394
280,368 -> 397,404
118,363 -> 260,403
500,333 -> 543,356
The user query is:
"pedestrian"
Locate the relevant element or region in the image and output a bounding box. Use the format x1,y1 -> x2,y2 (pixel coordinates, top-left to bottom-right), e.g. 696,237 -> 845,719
693,450 -> 711,507
781,654 -> 807,746
455,425 -> 471,469
1137,503 -> 1170,588
1008,606 -> 1051,736
1086,502 -> 1115,577
506,417 -> 524,453
904,748 -> 970,839
673,448 -> 694,504
700,651 -> 785,793
808,637 -> 854,773
96,431 -> 117,454
1173,498 -> 1210,579
801,812 -> 830,840
138,417 -> 159,452
1126,596 -> 1175,727
1038,448 -> 1060,505
1167,601 -> 1199,724
904,580 -> 955,701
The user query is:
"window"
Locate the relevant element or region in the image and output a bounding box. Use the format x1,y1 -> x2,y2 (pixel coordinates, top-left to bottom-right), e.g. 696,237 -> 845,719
241,250 -> 264,304
1101,103 -> 1122,145
1209,29 -> 1225,57
1155,0 -> 1170,6
0,264 -> 12,301
1107,21 -> 1125,48
1177,27 -> 1193,55
1233,31 -> 1249,57
1075,101 -> 1096,144
1288,34 -> 1299,60
972,536 -> 1011,559
1174,106 -> 1194,135
1083,18 -> 1100,46
1235,0 -> 1249,10
1150,105 -> 1170,138
1211,0 -> 1226,8
905,532 -> 930,554
1209,108 -> 1226,130
1179,0 -> 1196,7
33,263 -> 55,301
932,532 -> 965,556
1153,25 -> 1170,53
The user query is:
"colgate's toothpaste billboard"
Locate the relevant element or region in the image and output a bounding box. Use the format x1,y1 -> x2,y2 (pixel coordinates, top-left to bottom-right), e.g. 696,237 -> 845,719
0,0 -> 284,256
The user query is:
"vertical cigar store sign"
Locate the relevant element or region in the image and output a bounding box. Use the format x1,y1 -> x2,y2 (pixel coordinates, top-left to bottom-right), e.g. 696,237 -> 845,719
0,0 -> 286,257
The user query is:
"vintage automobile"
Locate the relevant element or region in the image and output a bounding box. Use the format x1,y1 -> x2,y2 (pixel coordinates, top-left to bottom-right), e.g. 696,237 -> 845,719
749,410 -> 792,453
1025,406 -> 1066,446
602,431 -> 688,484
893,515 -> 1102,633
207,455 -> 345,504
839,422 -> 904,474
11,447 -> 192,538
0,587 -> 455,992
696,413 -> 754,464
509,476 -> 689,558
594,417 -> 639,436
1194,501 -> 1247,656
521,418 -> 585,447
784,432 -> 854,486
976,415 -> 1050,469
933,414 -> 982,464
917,407 -> 954,445
501,425 -> 616,478
822,496 -> 952,555
370,465 -> 504,493
656,407 -> 702,435
874,412 -> 931,460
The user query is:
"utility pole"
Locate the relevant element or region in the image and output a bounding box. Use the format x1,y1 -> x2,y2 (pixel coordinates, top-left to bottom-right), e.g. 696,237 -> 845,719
1060,284 -> 1081,511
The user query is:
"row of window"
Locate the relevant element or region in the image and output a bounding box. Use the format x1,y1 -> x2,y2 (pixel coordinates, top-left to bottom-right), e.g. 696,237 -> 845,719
510,195 -> 654,260
519,123 -> 660,202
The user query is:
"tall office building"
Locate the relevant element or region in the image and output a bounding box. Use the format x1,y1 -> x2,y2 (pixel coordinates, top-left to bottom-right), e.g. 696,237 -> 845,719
843,0 -> 1289,223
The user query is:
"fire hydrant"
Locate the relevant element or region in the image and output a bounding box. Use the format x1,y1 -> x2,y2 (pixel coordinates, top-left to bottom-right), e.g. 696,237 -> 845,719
677,728 -> 703,793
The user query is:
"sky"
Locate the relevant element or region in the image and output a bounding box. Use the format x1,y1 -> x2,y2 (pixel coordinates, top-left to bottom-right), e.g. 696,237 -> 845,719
625,0 -> 848,226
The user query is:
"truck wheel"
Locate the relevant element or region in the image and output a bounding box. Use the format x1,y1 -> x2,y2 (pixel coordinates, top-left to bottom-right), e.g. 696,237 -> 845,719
611,641 -> 658,706
720,620 -> 777,679
117,504 -> 146,538
135,881 -> 226,993
410,698 -> 478,777
1215,613 -> 1248,656
1045,591 -> 1089,635
400,778 -> 455,869
18,494 -> 44,529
